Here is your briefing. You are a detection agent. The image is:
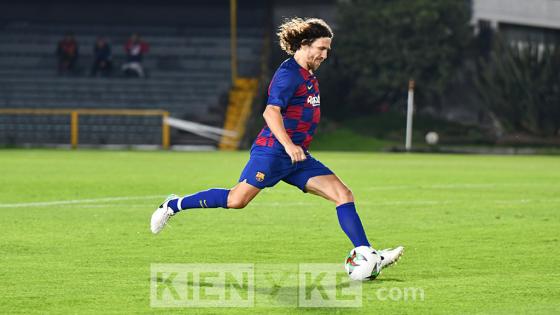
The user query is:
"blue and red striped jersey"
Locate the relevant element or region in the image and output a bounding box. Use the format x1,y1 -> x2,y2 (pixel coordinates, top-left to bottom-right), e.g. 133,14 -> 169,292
253,57 -> 321,153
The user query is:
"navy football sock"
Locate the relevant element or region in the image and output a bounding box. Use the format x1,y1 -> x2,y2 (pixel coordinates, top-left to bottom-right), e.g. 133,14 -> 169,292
168,189 -> 230,213
336,202 -> 371,247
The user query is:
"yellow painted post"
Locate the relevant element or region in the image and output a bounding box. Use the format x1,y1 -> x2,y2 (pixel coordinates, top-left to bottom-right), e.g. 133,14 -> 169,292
230,0 -> 237,84
70,111 -> 79,149
162,111 -> 170,150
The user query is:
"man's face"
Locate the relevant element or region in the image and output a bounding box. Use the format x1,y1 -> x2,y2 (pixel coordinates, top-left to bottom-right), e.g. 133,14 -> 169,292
304,37 -> 331,71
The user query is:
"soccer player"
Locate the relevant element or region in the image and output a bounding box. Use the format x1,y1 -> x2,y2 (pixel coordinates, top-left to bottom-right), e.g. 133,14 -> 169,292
151,17 -> 403,272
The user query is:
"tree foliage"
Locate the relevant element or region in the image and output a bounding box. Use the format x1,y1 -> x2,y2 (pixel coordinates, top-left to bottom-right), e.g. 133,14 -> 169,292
475,38 -> 560,136
320,0 -> 472,119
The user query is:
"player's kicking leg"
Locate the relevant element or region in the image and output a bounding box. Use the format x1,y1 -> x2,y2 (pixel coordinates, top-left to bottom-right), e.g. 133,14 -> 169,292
304,174 -> 404,270
150,182 -> 260,234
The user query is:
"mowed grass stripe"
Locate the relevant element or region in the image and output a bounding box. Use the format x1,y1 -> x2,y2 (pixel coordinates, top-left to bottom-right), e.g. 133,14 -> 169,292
0,150 -> 558,314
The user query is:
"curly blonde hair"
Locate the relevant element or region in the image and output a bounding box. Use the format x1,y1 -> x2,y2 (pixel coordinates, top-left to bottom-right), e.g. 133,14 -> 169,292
277,17 -> 333,55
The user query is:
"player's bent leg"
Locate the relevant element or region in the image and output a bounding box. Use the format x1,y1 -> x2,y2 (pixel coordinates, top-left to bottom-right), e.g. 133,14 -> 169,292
150,182 -> 258,234
305,174 -> 370,247
227,181 -> 261,209
305,174 -> 405,270
305,174 -> 353,206
165,188 -> 231,213
150,183 -> 260,234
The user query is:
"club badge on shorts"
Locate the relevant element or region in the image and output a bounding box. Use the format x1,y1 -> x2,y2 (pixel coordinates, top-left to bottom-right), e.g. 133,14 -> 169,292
255,171 -> 265,182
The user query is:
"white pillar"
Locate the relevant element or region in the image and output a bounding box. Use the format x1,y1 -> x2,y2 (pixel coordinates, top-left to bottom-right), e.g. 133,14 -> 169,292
405,80 -> 415,151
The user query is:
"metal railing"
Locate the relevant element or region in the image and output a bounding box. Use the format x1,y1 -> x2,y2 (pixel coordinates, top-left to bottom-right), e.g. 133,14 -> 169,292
0,108 -> 170,149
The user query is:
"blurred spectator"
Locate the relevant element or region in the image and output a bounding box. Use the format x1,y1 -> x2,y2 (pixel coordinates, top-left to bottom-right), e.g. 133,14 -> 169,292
121,33 -> 150,78
90,37 -> 113,77
56,32 -> 79,75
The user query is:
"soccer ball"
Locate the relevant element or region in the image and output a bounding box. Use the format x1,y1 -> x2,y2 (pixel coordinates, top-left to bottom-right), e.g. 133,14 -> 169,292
425,131 -> 439,145
344,246 -> 382,281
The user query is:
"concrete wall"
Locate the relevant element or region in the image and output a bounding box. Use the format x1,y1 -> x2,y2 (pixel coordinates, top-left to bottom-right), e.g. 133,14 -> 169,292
472,0 -> 560,29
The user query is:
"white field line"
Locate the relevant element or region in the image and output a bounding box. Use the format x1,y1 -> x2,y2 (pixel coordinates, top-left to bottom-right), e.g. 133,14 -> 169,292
1,181 -> 558,209
0,195 -> 164,208
361,183 -> 555,191
267,183 -> 555,193
253,199 -> 560,207
50,198 -> 560,209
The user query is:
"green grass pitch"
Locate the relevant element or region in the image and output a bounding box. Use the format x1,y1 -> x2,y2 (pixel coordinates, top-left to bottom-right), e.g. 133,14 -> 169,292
1,149 -> 559,314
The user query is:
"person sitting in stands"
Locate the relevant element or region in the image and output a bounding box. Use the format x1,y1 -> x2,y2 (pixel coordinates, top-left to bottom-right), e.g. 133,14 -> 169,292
121,33 -> 149,78
91,36 -> 113,77
56,32 -> 79,75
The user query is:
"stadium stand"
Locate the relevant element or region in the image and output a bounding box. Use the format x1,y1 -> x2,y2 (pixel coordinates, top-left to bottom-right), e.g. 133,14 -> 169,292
0,20 -> 265,147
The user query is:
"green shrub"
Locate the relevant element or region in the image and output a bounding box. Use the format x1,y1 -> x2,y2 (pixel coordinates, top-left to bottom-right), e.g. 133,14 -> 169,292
475,37 -> 560,136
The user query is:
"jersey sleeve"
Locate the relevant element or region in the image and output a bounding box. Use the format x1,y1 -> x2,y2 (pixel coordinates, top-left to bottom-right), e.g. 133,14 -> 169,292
267,68 -> 299,109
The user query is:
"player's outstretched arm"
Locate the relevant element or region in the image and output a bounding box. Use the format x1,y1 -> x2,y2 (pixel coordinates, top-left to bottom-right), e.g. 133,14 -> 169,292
262,105 -> 306,163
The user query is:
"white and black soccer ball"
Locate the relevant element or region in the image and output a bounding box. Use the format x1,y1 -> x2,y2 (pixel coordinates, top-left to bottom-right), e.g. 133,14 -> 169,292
425,131 -> 439,145
344,246 -> 382,281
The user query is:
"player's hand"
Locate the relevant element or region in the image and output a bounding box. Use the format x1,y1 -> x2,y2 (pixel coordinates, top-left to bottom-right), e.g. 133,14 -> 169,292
285,144 -> 306,164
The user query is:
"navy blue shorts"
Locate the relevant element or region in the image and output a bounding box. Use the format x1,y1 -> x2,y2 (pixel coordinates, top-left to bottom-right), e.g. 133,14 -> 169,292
238,147 -> 333,192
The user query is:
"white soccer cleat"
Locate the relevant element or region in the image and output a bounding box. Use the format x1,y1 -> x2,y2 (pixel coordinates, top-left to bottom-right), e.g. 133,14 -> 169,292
378,246 -> 404,270
150,194 -> 178,234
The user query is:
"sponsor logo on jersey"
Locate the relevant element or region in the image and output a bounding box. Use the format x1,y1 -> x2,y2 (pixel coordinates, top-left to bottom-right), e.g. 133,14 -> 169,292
307,84 -> 313,90
307,95 -> 321,107
255,171 -> 265,182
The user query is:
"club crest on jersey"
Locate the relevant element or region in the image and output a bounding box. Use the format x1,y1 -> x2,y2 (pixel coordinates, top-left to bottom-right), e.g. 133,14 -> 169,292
255,171 -> 265,182
307,95 -> 320,107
